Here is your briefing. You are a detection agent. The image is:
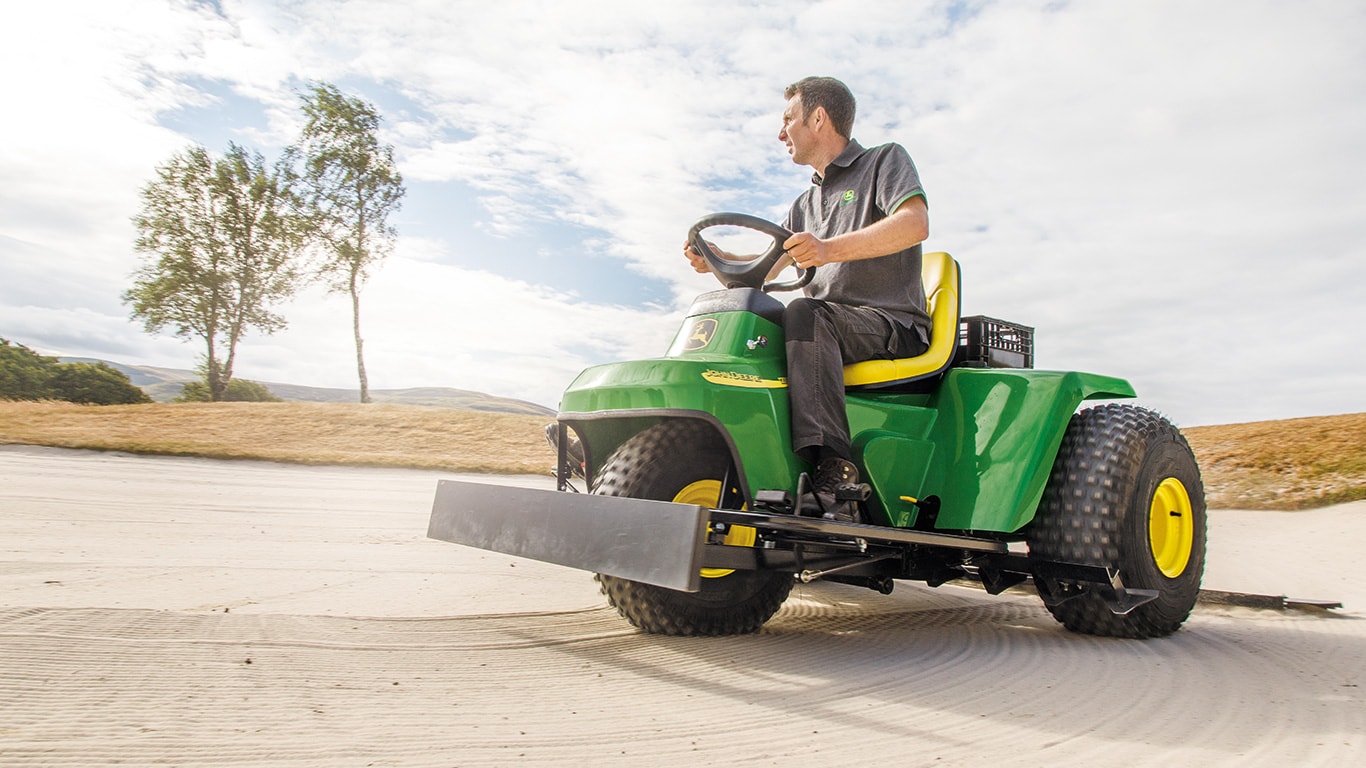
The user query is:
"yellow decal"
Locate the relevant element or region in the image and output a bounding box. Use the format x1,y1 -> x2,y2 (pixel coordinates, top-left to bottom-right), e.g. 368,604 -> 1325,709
702,369 -> 788,389
683,318 -> 718,351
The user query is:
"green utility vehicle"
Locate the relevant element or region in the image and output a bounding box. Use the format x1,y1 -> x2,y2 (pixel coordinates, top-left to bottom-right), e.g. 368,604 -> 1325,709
429,213 -> 1206,639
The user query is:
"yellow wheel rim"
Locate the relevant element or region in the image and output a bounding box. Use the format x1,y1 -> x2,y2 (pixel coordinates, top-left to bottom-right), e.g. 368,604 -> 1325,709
673,480 -> 755,579
1148,477 -> 1194,578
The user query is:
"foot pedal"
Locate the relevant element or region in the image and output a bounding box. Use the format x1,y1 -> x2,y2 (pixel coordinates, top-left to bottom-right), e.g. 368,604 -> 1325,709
834,482 -> 871,503
754,489 -> 794,514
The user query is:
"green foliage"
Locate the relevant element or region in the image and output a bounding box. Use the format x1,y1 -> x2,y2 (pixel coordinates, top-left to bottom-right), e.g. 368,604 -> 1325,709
49,362 -> 153,405
291,81 -> 405,403
0,338 -> 57,400
0,338 -> 150,405
125,143 -> 307,401
175,377 -> 283,403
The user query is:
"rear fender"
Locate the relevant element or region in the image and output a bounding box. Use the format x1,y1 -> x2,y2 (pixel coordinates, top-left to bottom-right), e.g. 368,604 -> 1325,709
917,368 -> 1135,533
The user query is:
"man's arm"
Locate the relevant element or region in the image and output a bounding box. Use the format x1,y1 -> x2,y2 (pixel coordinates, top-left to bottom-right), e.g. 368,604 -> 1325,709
782,195 -> 928,269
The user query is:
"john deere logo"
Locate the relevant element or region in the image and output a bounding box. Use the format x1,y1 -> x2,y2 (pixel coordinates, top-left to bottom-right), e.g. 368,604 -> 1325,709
841,190 -> 857,205
684,318 -> 718,351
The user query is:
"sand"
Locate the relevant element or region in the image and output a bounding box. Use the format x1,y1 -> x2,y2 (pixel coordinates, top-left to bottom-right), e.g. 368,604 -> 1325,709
1,444 -> 1362,766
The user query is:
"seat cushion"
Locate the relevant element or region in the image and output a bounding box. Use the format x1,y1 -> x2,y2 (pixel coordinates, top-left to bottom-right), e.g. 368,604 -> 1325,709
842,251 -> 960,388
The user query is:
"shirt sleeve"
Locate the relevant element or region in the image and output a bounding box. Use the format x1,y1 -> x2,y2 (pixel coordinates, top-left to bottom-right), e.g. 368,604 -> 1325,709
873,143 -> 926,216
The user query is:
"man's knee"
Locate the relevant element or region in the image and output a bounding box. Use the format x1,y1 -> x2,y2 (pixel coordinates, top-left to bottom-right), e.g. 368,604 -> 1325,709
784,298 -> 823,343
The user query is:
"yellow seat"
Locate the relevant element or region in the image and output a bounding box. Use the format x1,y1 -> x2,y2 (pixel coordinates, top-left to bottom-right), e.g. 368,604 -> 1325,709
843,251 -> 960,389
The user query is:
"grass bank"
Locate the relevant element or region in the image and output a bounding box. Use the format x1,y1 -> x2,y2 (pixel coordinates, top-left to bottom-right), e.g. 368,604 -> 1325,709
2,400 -> 1362,510
1183,412 -> 1366,510
0,400 -> 551,475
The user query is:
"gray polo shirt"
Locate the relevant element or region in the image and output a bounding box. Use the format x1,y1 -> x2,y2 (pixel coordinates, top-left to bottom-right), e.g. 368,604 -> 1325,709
784,139 -> 931,341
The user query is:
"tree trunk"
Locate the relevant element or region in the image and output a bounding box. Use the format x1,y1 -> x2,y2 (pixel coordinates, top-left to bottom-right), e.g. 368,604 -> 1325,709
221,327 -> 240,402
205,340 -> 226,402
351,272 -> 370,404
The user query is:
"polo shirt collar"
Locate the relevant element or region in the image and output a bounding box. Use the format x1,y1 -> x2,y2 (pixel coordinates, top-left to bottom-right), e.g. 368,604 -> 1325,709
812,138 -> 865,186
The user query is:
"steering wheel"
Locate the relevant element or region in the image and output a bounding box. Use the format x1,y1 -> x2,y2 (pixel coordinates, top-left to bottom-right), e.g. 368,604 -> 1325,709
687,212 -> 814,292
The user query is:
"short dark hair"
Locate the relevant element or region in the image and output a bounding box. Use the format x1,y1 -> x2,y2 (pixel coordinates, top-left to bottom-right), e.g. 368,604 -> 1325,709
784,77 -> 856,139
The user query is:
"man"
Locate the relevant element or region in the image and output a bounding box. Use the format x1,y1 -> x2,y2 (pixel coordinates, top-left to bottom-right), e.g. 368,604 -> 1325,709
687,76 -> 931,522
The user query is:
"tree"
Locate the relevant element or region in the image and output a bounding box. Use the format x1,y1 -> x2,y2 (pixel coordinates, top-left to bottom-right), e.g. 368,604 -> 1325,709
291,82 -> 405,404
1,338 -> 150,405
0,338 -> 56,400
175,377 -> 282,402
48,362 -> 152,405
125,143 -> 305,401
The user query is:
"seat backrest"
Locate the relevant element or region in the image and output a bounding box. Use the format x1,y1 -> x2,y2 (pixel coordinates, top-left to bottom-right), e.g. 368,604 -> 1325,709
842,251 -> 961,389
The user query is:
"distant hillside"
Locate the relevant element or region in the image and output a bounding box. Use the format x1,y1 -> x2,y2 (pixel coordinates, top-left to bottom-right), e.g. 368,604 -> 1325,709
60,358 -> 556,417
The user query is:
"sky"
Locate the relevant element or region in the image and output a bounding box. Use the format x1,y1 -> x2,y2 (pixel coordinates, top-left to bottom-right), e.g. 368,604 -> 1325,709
1,0 -> 1363,427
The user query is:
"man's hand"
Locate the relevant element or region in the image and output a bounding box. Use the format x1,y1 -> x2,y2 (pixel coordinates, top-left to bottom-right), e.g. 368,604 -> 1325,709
783,196 -> 929,268
682,241 -> 710,274
783,231 -> 834,269
684,239 -> 736,274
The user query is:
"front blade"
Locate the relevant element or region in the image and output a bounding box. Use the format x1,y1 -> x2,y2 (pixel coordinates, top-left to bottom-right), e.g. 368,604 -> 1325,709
428,480 -> 710,592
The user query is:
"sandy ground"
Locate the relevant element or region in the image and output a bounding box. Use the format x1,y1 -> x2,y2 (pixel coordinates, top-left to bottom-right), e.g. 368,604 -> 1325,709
1,445 -> 1362,767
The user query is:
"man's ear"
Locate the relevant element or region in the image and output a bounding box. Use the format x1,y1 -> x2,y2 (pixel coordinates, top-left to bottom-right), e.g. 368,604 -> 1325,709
809,105 -> 828,131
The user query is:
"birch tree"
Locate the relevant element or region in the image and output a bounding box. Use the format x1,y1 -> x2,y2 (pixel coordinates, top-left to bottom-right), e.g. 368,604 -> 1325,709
291,82 -> 405,403
125,144 -> 304,401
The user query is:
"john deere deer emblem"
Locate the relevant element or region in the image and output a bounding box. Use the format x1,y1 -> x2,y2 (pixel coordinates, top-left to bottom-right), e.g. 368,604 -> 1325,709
684,318 -> 718,351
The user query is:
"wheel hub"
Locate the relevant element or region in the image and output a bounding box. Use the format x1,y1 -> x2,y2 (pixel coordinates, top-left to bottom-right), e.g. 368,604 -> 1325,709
1148,477 -> 1194,578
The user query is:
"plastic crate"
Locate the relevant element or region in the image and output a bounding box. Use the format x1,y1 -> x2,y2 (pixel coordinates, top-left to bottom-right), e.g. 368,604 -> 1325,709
955,315 -> 1034,369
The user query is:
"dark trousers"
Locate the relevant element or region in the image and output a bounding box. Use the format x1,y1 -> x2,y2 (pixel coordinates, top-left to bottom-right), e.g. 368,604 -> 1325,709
784,298 -> 928,462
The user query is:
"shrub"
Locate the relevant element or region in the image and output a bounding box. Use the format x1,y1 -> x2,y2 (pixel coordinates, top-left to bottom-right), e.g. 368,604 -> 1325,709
49,362 -> 153,405
1,338 -> 152,405
176,378 -> 283,402
0,338 -> 55,400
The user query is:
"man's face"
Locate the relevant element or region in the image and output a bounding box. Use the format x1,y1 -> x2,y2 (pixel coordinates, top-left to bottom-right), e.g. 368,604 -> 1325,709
779,94 -> 815,166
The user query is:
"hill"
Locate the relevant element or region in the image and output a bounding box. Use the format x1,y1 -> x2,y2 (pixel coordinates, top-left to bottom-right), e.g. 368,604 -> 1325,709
59,358 -> 555,416
0,400 -> 1361,510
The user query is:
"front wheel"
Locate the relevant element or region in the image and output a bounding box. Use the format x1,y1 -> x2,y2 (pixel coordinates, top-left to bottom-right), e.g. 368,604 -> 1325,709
1028,404 -> 1207,638
592,421 -> 792,636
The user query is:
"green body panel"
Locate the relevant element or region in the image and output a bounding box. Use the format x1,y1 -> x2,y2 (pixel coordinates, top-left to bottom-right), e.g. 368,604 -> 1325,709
558,307 -> 1136,535
848,369 -> 1135,532
560,310 -> 801,497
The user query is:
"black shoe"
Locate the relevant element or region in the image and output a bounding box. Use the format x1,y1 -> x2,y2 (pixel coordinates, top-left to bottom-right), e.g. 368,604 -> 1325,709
800,458 -> 864,523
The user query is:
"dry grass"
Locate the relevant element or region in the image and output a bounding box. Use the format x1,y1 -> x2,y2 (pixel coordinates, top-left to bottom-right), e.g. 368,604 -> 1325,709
0,400 -> 552,475
1183,412 -> 1366,510
2,400 -> 1363,510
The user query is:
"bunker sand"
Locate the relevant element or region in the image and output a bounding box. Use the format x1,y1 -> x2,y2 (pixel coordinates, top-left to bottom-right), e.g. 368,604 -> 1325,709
1,446 -> 1362,766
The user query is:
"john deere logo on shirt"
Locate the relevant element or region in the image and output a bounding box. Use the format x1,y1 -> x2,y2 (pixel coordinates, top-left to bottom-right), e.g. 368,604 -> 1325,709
841,190 -> 857,205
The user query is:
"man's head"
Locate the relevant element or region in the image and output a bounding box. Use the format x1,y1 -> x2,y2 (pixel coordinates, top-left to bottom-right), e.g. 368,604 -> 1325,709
780,76 -> 855,172
784,77 -> 856,139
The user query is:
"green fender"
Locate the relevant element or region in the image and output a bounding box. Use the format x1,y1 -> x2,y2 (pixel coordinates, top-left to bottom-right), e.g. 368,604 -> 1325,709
850,368 -> 1135,533
559,309 -> 802,499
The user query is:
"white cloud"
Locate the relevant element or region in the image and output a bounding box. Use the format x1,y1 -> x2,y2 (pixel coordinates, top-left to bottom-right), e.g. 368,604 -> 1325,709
234,253 -> 679,408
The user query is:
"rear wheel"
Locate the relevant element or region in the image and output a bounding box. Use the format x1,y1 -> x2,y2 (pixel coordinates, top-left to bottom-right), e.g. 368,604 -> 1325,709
592,421 -> 792,636
1028,404 -> 1206,638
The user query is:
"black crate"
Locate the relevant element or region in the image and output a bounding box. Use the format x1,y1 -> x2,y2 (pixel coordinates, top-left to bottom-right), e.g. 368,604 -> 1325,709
955,315 -> 1034,369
